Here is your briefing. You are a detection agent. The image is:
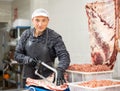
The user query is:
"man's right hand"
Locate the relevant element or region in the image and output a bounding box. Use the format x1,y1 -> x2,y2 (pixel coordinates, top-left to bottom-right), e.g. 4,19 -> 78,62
35,59 -> 42,69
25,58 -> 37,66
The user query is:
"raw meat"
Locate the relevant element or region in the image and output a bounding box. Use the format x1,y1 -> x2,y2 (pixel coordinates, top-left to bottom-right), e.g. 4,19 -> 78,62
67,64 -> 111,72
85,0 -> 118,69
26,73 -> 68,91
78,79 -> 120,88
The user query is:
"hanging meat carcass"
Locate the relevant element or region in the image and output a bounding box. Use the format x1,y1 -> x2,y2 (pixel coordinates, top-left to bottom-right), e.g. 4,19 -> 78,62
85,0 -> 118,69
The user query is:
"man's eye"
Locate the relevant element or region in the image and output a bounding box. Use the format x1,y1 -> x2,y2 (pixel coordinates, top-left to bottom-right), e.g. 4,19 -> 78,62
35,19 -> 39,22
42,19 -> 46,22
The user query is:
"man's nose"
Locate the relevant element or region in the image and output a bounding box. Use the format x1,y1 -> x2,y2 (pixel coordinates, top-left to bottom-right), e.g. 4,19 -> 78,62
38,22 -> 42,26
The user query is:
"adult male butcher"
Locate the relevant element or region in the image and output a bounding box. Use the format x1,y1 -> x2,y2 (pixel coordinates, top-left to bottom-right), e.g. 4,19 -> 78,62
14,8 -> 70,91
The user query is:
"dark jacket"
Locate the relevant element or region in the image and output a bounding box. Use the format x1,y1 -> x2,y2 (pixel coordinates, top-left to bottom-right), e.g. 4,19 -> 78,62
14,27 -> 70,79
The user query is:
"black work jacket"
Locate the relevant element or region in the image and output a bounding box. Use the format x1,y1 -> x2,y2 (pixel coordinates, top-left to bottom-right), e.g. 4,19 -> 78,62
14,27 -> 70,78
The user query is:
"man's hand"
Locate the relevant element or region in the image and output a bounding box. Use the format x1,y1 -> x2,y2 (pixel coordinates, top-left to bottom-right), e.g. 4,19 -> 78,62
56,68 -> 66,86
25,58 -> 38,66
35,59 -> 42,69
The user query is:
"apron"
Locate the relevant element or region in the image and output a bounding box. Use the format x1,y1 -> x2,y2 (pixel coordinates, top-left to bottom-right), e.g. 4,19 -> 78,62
23,29 -> 53,79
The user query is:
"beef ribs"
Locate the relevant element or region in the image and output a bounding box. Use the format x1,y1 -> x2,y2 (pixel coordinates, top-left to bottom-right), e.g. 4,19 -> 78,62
85,0 -> 118,69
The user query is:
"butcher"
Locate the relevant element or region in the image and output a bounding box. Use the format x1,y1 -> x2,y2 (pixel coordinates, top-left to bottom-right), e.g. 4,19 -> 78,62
14,8 -> 70,91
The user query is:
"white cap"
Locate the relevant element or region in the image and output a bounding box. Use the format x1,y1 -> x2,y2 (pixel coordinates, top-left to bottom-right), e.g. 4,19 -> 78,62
32,8 -> 49,19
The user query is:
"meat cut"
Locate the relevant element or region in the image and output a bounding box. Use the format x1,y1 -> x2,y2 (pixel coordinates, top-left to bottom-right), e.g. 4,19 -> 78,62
85,0 -> 118,69
26,73 -> 68,91
67,64 -> 111,72
78,79 -> 120,88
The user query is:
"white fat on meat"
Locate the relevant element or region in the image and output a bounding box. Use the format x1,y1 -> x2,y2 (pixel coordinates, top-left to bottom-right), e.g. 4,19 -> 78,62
85,0 -> 118,69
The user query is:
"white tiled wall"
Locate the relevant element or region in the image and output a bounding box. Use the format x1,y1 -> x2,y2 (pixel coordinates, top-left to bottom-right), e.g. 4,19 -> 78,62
12,0 -> 31,20
0,1 -> 12,23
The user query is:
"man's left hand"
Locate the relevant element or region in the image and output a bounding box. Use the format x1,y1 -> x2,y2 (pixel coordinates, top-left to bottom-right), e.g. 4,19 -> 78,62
56,68 -> 66,86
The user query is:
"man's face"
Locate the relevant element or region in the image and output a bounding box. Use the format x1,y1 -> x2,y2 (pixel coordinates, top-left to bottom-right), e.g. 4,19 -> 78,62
32,16 -> 49,33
